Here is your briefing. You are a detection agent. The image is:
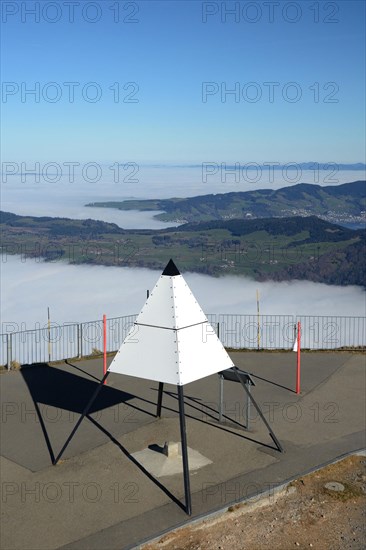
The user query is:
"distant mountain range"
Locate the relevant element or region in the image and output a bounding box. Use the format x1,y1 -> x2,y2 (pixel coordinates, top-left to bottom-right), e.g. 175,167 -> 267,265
180,162 -> 366,170
130,162 -> 366,170
87,180 -> 366,228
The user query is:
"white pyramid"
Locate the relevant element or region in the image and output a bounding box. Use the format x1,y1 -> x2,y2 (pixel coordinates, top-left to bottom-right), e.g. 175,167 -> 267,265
108,259 -> 234,385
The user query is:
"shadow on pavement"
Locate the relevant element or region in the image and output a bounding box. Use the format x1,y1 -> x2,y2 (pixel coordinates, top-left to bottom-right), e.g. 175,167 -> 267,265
159,388 -> 281,453
20,364 -> 280,511
21,363 -> 136,464
21,364 -> 186,510
248,373 -> 294,393
21,363 -> 134,414
65,359 -> 102,382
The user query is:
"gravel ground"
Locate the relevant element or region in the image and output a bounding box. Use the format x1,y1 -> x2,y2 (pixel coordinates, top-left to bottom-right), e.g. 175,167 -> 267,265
143,455 -> 366,550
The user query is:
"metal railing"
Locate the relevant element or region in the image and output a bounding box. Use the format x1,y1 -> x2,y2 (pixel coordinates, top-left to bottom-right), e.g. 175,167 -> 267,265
0,315 -> 137,369
1,314 -> 365,369
214,314 -> 366,350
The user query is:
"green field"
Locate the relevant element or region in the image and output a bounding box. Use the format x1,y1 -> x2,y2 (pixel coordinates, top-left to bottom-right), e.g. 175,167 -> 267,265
1,211 -> 364,287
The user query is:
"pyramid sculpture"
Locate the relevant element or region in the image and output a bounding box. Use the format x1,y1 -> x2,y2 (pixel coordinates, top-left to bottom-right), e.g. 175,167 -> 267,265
108,259 -> 234,385
53,258 -> 282,517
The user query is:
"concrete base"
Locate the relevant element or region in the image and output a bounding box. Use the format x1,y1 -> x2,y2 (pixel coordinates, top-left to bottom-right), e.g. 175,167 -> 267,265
163,441 -> 181,458
132,442 -> 212,477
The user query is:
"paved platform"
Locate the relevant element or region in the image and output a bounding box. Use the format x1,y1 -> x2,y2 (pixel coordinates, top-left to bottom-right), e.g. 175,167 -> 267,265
0,351 -> 365,549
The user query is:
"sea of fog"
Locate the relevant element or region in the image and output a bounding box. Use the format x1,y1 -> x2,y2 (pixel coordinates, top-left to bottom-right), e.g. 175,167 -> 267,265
1,255 -> 365,332
2,166 -> 365,229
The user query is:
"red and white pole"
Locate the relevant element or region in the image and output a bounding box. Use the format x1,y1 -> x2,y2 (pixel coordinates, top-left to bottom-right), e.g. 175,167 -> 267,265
296,321 -> 301,394
103,314 -> 107,385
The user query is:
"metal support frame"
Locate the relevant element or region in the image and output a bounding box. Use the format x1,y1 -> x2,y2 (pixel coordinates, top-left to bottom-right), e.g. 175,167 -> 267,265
177,385 -> 192,515
53,371 -> 110,465
233,367 -> 283,453
219,375 -> 224,422
246,383 -> 251,428
156,382 -> 191,515
218,370 -> 252,429
53,366 -> 280,519
54,374 -> 192,514
156,382 -> 164,417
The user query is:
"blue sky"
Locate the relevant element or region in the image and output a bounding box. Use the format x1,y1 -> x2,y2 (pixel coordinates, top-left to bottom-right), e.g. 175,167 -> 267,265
1,0 -> 365,164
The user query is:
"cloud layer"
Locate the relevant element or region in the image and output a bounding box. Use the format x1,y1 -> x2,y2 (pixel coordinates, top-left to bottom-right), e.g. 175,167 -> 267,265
2,255 -> 365,333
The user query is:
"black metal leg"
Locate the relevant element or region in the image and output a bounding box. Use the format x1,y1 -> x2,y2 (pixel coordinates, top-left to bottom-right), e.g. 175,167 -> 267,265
246,383 -> 251,430
233,368 -> 283,453
53,371 -> 110,465
156,382 -> 164,418
178,385 -> 192,515
219,375 -> 224,422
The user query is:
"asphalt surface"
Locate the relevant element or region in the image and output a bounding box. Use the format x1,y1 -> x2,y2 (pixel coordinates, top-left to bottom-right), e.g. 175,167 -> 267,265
0,351 -> 365,549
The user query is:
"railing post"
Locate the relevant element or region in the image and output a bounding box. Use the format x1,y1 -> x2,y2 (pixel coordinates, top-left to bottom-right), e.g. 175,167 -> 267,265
77,324 -> 83,359
217,321 -> 220,339
7,334 -> 12,370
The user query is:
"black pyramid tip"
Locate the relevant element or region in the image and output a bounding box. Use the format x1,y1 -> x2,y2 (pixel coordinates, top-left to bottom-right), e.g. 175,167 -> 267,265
162,259 -> 180,276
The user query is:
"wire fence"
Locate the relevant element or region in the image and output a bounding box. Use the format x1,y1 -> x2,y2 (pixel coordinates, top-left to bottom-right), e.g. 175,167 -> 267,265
1,314 -> 365,369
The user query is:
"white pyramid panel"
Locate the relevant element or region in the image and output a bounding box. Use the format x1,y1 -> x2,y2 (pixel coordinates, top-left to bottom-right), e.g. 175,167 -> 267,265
177,323 -> 234,385
136,274 -> 207,330
108,321 -> 233,385
136,275 -> 176,329
171,276 -> 207,329
108,324 -> 180,385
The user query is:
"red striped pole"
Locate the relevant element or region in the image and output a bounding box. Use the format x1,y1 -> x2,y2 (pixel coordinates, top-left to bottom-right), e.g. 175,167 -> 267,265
296,321 -> 301,394
103,314 -> 107,385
